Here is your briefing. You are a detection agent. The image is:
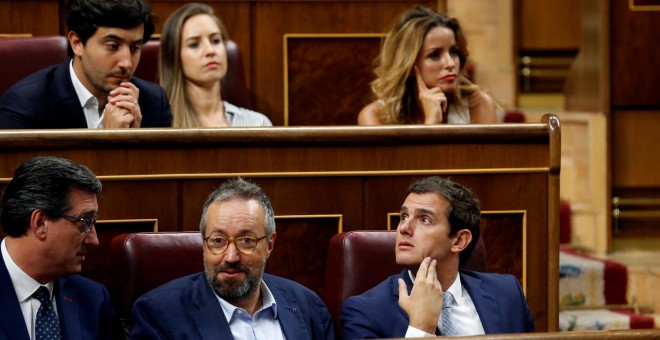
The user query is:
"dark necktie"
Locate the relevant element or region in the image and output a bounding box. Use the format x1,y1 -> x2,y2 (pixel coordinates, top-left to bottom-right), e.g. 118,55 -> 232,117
442,291 -> 461,336
33,286 -> 62,340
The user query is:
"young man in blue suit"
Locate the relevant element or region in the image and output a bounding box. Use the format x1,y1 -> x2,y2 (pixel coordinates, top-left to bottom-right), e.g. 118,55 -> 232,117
0,0 -> 172,129
342,176 -> 535,338
131,178 -> 334,339
0,157 -> 118,339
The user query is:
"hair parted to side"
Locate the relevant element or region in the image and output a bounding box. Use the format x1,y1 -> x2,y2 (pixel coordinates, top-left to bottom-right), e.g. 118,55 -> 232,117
372,6 -> 478,124
408,176 -> 480,266
0,156 -> 102,237
199,178 -> 275,236
64,0 -> 155,56
159,2 -> 229,128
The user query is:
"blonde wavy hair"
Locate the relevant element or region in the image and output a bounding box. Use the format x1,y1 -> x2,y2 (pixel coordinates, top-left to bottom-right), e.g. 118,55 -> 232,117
372,6 -> 479,124
159,3 -> 228,128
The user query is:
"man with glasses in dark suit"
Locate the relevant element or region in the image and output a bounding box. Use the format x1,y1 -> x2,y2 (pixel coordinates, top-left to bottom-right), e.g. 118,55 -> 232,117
131,178 -> 334,339
0,156 -> 118,339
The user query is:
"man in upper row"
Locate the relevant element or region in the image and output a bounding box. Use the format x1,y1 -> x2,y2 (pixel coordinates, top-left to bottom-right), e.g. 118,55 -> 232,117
0,0 -> 172,129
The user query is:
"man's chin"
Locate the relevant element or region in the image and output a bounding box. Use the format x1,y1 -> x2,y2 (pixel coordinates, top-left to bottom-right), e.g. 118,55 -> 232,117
395,254 -> 421,268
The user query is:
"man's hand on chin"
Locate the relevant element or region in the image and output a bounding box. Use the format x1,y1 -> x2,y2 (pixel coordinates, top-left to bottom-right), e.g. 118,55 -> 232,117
398,257 -> 444,335
105,82 -> 142,128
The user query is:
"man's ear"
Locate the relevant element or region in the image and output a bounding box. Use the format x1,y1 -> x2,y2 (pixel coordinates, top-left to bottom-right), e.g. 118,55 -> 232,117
68,31 -> 84,57
29,210 -> 49,240
265,232 -> 277,259
451,229 -> 472,254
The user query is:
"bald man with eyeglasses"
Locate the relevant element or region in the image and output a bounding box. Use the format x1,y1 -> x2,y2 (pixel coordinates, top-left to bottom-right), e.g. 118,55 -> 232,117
131,178 -> 334,340
0,156 -> 119,339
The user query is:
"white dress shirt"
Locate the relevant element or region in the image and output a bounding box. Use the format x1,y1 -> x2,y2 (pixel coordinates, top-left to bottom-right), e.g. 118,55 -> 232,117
69,60 -> 105,128
2,238 -> 57,340
216,279 -> 285,340
405,270 -> 485,337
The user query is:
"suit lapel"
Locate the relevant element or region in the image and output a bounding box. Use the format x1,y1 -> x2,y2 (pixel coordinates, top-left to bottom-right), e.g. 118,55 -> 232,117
190,274 -> 234,339
53,62 -> 91,128
461,272 -> 502,334
0,254 -> 30,340
391,269 -> 414,317
265,275 -> 307,339
55,277 -> 82,339
390,269 -> 419,336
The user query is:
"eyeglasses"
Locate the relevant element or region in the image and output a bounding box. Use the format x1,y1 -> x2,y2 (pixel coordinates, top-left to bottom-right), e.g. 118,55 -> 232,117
203,234 -> 269,254
57,214 -> 98,233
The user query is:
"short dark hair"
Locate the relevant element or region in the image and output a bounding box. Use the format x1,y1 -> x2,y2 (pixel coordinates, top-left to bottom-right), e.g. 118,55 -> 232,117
199,178 -> 275,236
0,157 -> 102,237
408,176 -> 480,266
64,0 -> 155,52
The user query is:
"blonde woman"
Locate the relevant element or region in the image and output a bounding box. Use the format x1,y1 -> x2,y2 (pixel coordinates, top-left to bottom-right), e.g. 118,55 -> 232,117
359,6 -> 497,125
160,3 -> 271,127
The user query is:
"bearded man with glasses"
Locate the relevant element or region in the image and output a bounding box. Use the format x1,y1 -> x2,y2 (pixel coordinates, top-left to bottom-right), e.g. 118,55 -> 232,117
131,177 -> 334,339
0,156 -> 119,339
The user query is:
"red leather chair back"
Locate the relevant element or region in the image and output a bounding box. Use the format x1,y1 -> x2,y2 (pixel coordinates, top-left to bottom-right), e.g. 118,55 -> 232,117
323,230 -> 487,338
0,35 -> 69,96
108,232 -> 204,327
133,39 -> 253,110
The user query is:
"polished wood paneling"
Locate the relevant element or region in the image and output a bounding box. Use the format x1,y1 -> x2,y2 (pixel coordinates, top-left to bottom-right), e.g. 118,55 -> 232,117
612,110 -> 660,188
518,0 -> 581,51
564,0 -> 610,112
610,0 -> 660,107
285,35 -> 382,126
0,1 -> 61,35
0,118 -> 561,331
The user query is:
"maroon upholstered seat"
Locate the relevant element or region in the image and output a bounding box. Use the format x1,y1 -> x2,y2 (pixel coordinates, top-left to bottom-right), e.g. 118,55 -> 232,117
323,230 -> 487,338
133,39 -> 253,110
0,35 -> 69,96
108,232 -> 203,329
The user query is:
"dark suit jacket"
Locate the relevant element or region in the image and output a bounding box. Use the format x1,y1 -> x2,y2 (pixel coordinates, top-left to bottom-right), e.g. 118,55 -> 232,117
341,269 -> 535,339
0,251 -> 119,340
130,272 -> 334,340
0,62 -> 172,128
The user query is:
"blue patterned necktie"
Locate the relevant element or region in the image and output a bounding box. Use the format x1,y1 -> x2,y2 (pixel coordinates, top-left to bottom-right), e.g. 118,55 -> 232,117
33,286 -> 62,340
442,291 -> 461,336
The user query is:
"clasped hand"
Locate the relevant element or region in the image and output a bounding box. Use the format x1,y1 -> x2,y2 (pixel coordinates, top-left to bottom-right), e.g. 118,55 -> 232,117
104,82 -> 142,128
415,66 -> 447,124
398,257 -> 444,334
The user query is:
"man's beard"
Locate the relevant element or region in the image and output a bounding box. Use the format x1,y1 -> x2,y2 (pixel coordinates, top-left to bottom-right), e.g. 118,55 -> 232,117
206,262 -> 264,302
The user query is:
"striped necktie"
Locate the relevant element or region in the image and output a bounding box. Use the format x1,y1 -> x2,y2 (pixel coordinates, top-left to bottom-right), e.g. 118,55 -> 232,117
442,291 -> 461,336
33,286 -> 62,340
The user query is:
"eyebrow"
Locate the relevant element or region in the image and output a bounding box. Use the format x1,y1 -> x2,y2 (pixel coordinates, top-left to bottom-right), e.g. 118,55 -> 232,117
400,206 -> 436,217
101,34 -> 143,45
183,32 -> 222,42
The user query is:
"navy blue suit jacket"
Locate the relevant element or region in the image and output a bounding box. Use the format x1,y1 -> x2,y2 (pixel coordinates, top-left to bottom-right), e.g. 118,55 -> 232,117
0,251 -> 119,340
130,272 -> 334,340
341,269 -> 534,339
0,62 -> 172,128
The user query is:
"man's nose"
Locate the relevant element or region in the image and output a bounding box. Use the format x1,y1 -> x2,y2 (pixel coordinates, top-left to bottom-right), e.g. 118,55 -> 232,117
222,242 -> 241,262
117,46 -> 133,70
398,218 -> 413,235
83,227 -> 100,246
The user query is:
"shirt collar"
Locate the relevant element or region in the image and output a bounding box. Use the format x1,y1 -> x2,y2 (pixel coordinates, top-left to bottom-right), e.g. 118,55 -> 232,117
1,238 -> 55,303
69,59 -> 97,109
223,101 -> 237,126
407,269 -> 464,305
216,278 -> 278,322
